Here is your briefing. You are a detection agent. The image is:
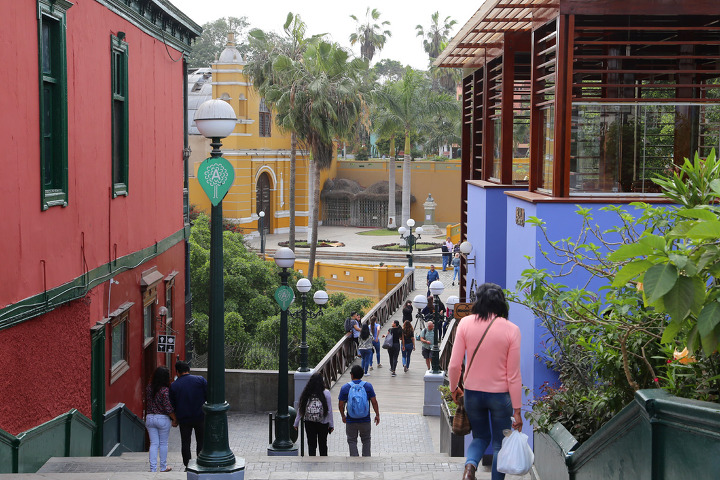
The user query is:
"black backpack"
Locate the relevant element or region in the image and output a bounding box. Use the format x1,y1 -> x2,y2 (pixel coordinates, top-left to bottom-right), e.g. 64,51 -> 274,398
344,317 -> 353,333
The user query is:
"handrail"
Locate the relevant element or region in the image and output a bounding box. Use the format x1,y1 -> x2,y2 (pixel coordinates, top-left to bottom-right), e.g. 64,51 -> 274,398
439,318 -> 458,373
314,270 -> 415,389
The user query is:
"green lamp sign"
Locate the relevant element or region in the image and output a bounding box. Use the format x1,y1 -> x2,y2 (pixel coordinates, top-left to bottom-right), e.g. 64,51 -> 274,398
198,157 -> 235,206
274,286 -> 294,311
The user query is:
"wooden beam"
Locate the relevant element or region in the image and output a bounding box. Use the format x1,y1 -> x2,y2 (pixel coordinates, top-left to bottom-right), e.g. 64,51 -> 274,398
479,17 -> 531,23
456,42 -> 505,49
471,28 -> 532,33
495,2 -> 558,7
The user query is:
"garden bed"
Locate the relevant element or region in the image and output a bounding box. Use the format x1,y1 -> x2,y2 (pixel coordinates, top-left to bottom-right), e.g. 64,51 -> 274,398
372,242 -> 440,252
277,239 -> 345,248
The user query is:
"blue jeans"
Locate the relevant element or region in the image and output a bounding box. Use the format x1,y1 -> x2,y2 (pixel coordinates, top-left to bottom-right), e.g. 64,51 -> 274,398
453,266 -> 460,282
401,343 -> 414,367
146,414 -> 172,472
442,255 -> 450,270
360,348 -> 373,373
372,340 -> 381,364
464,390 -> 513,480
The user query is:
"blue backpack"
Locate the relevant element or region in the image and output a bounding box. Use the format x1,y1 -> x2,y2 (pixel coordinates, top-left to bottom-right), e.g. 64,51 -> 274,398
346,381 -> 369,418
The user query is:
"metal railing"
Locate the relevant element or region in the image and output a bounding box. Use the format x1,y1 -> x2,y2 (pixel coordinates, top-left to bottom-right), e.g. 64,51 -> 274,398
314,270 -> 415,389
438,318 -> 458,373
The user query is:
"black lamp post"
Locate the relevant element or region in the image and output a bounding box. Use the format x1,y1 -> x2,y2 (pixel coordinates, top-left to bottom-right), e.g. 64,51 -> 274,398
270,247 -> 298,455
258,210 -> 266,257
191,99 -> 244,475
398,219 -> 424,267
429,280 -> 445,374
292,278 -> 328,372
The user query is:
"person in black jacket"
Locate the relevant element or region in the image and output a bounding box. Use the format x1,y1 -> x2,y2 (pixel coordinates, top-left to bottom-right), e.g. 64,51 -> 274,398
170,361 -> 207,468
383,320 -> 403,377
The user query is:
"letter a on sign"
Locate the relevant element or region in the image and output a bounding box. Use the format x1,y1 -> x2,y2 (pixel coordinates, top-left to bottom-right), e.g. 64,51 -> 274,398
198,157 -> 235,206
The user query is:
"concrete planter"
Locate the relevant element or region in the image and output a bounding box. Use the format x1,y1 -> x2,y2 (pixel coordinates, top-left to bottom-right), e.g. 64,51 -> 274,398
440,400 -> 465,457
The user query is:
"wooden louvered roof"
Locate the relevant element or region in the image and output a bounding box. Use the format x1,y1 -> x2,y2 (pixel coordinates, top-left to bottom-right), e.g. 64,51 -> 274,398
435,0 -> 558,69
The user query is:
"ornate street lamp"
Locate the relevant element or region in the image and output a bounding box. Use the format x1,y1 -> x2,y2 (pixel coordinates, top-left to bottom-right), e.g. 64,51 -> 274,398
429,280 -> 445,374
270,247 -> 298,455
191,99 -> 244,476
258,210 -> 266,257
398,219 -> 423,267
292,278 -> 328,372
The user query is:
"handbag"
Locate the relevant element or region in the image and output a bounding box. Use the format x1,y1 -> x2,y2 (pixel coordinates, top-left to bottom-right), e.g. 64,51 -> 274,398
382,332 -> 394,349
451,315 -> 499,436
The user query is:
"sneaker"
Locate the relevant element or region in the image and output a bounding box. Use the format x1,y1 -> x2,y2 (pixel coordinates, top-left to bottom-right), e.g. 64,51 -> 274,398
369,365 -> 373,371
452,282 -> 455,286
377,363 -> 382,368
404,366 -> 408,372
365,372 -> 371,376
392,372 -> 397,377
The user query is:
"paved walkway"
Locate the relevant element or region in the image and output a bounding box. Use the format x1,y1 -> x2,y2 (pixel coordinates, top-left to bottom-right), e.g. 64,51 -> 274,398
6,229 -> 531,479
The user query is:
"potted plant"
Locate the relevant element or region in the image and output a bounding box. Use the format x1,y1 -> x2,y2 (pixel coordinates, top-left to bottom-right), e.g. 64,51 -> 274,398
438,385 -> 465,457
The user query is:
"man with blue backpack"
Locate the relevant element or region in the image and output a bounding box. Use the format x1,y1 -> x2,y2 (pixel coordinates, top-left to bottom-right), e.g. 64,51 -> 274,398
337,365 -> 380,456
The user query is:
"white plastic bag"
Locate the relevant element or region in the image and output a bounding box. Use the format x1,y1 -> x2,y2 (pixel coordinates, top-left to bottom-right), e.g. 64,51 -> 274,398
496,429 -> 534,475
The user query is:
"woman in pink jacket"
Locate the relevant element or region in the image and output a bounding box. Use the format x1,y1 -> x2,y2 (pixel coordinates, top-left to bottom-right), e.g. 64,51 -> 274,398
448,283 -> 522,480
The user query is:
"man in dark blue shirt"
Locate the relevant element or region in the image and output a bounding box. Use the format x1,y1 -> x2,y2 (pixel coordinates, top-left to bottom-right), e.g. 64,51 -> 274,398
170,361 -> 207,468
337,365 -> 380,456
426,265 -> 440,295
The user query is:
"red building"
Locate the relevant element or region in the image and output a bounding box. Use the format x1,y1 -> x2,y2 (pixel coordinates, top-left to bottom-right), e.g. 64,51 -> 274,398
0,0 -> 200,468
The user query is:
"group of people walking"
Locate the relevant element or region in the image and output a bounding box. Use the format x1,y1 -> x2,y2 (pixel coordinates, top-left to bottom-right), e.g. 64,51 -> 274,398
144,361 -> 207,473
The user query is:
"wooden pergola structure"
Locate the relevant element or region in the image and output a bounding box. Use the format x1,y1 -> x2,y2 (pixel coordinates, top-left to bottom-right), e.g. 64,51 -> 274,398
437,0 -> 720,298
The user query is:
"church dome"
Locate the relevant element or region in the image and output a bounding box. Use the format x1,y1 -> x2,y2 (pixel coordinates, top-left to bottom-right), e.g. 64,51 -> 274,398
218,33 -> 244,64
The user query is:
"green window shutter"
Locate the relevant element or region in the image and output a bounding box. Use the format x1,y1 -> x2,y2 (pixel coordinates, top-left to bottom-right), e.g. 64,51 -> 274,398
37,0 -> 72,210
111,34 -> 129,197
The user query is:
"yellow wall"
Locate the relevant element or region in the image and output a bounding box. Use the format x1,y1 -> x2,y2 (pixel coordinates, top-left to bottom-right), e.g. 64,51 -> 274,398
336,160 -> 461,225
291,260 -> 406,301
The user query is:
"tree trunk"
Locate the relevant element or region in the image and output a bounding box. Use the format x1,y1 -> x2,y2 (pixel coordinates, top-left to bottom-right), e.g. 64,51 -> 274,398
307,160 -> 314,244
401,132 -> 412,228
387,137 -> 396,229
307,160 -> 321,280
289,132 -> 297,251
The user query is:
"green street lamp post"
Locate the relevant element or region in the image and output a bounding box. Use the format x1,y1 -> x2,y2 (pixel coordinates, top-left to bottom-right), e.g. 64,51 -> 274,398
190,99 -> 244,477
398,219 -> 424,267
270,247 -> 298,455
429,280 -> 445,374
292,278 -> 328,372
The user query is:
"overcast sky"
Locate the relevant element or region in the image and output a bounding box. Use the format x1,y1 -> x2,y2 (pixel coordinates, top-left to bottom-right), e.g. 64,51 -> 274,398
169,0 -> 480,70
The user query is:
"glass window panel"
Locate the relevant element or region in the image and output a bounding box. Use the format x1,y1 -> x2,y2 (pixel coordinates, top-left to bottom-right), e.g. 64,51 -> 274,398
111,320 -> 126,367
492,119 -> 501,179
42,21 -> 52,74
166,287 -> 173,319
144,304 -> 153,339
539,106 -> 555,191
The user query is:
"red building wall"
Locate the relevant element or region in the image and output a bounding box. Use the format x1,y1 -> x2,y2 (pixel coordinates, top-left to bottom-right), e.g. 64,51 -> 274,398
0,1 -> 193,434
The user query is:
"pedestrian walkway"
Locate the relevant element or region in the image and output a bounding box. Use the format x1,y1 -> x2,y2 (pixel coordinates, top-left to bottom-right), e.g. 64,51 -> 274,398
5,242 -> 531,479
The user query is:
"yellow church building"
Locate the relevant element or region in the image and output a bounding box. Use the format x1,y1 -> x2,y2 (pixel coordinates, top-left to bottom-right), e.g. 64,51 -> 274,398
188,34 -> 336,236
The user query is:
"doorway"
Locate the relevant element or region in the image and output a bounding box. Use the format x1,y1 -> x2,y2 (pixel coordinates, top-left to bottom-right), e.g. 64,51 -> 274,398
256,172 -> 272,234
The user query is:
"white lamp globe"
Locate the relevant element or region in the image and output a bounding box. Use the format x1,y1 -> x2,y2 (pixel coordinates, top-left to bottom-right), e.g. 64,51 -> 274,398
446,295 -> 460,309
296,278 -> 312,293
460,241 -> 473,255
274,247 -> 295,269
194,99 -> 237,139
398,226 -> 407,236
406,218 -> 416,227
415,226 -> 424,235
313,290 -> 329,305
429,280 -> 445,296
412,294 -> 428,310
259,211 -> 265,218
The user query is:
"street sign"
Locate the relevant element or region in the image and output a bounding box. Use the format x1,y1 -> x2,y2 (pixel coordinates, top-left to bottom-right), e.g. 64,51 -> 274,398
197,157 -> 235,206
453,302 -> 473,319
157,334 -> 176,353
274,286 -> 294,311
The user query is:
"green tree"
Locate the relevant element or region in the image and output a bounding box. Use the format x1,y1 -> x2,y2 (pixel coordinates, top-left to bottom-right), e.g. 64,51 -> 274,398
349,8 -> 391,63
416,12 -> 458,93
373,68 -> 457,227
372,59 -> 406,83
265,41 -> 367,279
245,13 -> 323,251
187,17 -> 249,69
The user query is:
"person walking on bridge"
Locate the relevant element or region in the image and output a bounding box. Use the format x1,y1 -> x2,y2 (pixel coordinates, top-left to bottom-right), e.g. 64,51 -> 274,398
338,365 -> 380,456
448,283 -> 523,480
401,320 -> 415,373
383,320 -> 403,376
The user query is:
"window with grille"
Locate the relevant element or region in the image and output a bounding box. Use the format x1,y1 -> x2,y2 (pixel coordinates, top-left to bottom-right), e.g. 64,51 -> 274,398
259,98 -> 271,137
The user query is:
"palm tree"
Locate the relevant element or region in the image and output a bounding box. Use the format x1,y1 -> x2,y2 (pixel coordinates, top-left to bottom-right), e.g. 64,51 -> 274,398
416,11 -> 457,60
267,41 -> 366,279
372,84 -> 403,229
245,13 -> 323,251
349,8 -> 391,62
373,69 -> 458,227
